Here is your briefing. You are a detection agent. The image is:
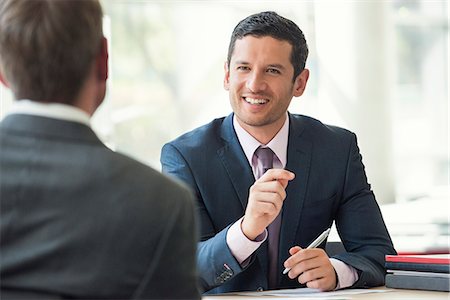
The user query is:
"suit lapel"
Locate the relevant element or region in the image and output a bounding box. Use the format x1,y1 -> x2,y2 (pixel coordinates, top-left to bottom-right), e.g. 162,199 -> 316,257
217,114 -> 255,210
217,115 -> 270,283
279,114 -> 312,270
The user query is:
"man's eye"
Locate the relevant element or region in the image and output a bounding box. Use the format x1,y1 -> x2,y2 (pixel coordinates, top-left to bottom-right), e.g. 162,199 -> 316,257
237,66 -> 250,71
267,68 -> 281,74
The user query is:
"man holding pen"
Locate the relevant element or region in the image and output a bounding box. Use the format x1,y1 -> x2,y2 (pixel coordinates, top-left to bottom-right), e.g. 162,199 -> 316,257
161,11 -> 396,294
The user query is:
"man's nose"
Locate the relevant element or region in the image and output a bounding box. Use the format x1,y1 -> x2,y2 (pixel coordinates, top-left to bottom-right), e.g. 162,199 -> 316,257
245,71 -> 267,92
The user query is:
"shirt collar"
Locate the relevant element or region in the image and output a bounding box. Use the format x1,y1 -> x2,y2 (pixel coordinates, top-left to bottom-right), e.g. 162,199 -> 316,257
233,113 -> 289,168
6,99 -> 91,126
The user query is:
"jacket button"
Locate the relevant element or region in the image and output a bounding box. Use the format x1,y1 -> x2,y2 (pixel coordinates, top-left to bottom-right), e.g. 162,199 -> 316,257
256,287 -> 263,291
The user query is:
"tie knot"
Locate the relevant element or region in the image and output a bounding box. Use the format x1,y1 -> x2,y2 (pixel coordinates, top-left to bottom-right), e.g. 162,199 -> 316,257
255,147 -> 274,172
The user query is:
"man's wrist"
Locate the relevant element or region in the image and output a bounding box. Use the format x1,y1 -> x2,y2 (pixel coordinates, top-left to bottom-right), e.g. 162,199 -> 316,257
241,218 -> 262,241
226,217 -> 267,264
329,258 -> 358,289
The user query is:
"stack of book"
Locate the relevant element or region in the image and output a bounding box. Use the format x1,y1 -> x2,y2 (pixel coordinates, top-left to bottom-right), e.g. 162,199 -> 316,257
385,254 -> 450,292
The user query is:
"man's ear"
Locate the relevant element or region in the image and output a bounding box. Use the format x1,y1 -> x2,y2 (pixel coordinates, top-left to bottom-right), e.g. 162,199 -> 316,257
223,61 -> 230,91
96,37 -> 108,81
0,71 -> 9,88
293,69 -> 309,97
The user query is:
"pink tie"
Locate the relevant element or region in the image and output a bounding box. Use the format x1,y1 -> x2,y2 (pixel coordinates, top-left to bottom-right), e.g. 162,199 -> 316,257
255,147 -> 281,289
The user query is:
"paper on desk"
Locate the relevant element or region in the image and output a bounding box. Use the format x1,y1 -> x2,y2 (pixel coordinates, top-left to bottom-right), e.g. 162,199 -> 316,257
235,288 -> 390,298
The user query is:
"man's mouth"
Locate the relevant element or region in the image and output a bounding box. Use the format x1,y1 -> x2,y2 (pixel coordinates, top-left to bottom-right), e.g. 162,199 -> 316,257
243,97 -> 269,105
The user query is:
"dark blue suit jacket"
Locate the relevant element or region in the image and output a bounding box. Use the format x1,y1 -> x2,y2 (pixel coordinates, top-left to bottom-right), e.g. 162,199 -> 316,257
161,113 -> 396,294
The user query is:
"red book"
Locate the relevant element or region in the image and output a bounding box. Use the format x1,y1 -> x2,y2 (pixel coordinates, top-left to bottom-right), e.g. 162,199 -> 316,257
386,254 -> 450,264
385,254 -> 450,273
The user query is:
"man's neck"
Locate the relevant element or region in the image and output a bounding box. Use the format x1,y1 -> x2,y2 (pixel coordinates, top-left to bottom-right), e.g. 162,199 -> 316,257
236,115 -> 287,145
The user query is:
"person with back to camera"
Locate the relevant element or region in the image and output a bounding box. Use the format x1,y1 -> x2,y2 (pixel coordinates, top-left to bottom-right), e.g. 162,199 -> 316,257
0,1 -> 200,299
161,11 -> 396,294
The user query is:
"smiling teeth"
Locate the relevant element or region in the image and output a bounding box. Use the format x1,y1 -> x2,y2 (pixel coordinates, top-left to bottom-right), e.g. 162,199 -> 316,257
245,97 -> 268,104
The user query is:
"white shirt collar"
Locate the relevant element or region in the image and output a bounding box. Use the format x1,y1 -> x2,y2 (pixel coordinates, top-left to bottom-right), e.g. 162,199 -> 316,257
233,113 -> 289,168
6,99 -> 91,126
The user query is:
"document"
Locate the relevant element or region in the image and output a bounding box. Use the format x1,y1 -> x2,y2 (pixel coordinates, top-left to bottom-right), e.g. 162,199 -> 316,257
234,288 -> 391,298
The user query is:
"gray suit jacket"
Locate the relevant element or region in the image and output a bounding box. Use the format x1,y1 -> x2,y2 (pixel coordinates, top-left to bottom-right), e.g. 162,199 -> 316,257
161,113 -> 396,294
0,114 -> 200,299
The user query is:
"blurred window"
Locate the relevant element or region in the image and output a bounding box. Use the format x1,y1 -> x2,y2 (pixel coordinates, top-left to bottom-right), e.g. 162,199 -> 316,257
1,1 -> 447,209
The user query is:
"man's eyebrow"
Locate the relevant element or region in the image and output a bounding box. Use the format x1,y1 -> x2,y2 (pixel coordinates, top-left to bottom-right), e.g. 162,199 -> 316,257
233,61 -> 287,70
233,60 -> 250,65
267,64 -> 286,70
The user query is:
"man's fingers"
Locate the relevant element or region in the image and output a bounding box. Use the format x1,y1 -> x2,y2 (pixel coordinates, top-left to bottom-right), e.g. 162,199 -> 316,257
298,266 -> 323,284
258,169 -> 295,182
254,183 -> 287,200
303,268 -> 336,291
251,196 -> 283,214
251,189 -> 285,205
285,248 -> 316,267
284,248 -> 325,276
305,276 -> 329,290
277,179 -> 290,189
283,248 -> 336,291
289,246 -> 302,255
243,170 -> 295,240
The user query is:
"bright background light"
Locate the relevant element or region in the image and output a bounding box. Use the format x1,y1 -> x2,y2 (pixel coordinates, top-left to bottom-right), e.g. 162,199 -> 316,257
1,0 -> 448,253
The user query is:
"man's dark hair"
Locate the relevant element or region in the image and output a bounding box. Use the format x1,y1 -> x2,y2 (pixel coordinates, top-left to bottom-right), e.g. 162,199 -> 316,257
227,11 -> 308,81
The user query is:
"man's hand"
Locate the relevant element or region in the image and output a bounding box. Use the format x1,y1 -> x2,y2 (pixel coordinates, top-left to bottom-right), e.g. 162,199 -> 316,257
284,246 -> 337,291
241,169 -> 295,240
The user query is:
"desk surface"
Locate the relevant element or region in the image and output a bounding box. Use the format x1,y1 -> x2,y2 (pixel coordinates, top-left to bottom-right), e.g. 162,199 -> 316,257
202,287 -> 450,299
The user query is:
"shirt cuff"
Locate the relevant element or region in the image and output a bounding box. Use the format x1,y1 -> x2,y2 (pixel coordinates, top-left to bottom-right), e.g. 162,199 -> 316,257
226,217 -> 267,265
330,258 -> 359,289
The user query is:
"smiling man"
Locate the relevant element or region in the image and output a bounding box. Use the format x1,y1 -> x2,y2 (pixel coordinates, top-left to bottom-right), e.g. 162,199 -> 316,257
161,11 -> 396,294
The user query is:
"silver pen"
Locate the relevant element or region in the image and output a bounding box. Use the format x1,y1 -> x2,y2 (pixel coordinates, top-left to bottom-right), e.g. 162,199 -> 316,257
282,228 -> 331,275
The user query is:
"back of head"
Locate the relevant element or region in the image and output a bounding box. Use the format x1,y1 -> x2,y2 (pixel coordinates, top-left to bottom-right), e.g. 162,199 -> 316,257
0,0 -> 103,104
227,11 -> 308,81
